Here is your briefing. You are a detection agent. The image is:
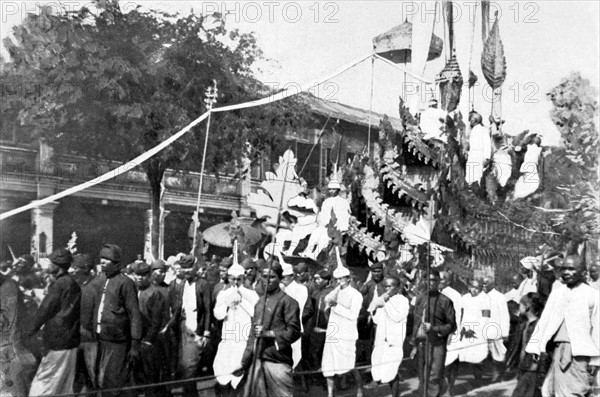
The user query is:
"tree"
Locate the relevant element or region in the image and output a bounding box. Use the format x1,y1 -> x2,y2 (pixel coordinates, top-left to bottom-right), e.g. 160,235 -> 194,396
2,1 -> 311,258
543,73 -> 599,244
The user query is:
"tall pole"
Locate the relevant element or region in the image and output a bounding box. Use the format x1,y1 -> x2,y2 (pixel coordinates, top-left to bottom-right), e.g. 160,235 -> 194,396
367,55 -> 375,155
192,80 -> 218,254
423,198 -> 435,397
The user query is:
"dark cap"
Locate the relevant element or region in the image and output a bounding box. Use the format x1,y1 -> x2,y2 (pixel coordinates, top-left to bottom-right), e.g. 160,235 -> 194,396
100,244 -> 122,263
255,259 -> 267,269
131,261 -> 151,275
48,248 -> 73,268
180,254 -> 196,269
220,257 -> 233,268
151,259 -> 167,271
317,269 -> 332,281
371,262 -> 384,271
241,258 -> 257,270
269,261 -> 283,279
17,254 -> 35,268
72,254 -> 93,271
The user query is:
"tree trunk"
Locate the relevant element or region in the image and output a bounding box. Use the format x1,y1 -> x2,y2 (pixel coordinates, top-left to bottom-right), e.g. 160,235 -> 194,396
146,160 -> 165,261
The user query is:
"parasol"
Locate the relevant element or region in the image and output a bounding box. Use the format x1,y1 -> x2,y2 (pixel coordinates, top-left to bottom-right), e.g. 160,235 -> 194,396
373,21 -> 443,64
202,219 -> 264,248
373,20 -> 443,101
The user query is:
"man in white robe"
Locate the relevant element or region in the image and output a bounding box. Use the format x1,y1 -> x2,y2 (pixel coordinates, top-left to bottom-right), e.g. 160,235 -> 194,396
482,277 -> 510,381
514,137 -> 543,199
301,174 -> 350,260
369,276 -> 409,397
458,279 -> 490,384
504,274 -> 523,304
322,249 -> 364,397
213,262 -> 258,392
420,99 -> 448,142
526,255 -> 599,397
466,112 -> 492,185
440,271 -> 463,395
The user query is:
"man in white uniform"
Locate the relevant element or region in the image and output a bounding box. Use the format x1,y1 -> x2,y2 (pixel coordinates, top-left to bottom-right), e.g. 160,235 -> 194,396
369,276 -> 409,397
440,271 -> 463,395
482,277 -> 510,382
466,112 -> 492,185
213,261 -> 258,394
458,279 -> 490,385
301,172 -> 351,260
526,255 -> 599,397
504,274 -> 523,304
322,248 -> 364,397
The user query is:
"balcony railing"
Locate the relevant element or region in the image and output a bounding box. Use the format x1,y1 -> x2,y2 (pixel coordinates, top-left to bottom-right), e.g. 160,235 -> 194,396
0,145 -> 243,197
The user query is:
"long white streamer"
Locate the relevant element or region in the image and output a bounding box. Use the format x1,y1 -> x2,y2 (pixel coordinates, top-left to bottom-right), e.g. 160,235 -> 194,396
0,52 -> 373,221
374,54 -> 435,84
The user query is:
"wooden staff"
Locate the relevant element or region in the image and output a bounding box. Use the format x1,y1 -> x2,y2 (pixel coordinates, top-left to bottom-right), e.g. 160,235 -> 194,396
7,245 -> 17,263
423,198 -> 435,397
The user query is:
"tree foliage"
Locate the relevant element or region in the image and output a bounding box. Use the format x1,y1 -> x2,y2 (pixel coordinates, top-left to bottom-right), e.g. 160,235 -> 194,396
1,1 -> 311,257
2,1 -> 309,172
543,73 -> 599,243
548,72 -> 599,173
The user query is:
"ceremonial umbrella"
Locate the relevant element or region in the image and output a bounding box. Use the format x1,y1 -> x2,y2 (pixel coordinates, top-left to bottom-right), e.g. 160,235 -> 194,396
372,20 -> 443,64
373,20 -> 443,100
202,219 -> 264,248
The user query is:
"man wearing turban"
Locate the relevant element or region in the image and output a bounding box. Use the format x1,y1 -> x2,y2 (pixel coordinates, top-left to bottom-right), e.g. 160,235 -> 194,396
27,248 -> 81,396
93,244 -> 142,395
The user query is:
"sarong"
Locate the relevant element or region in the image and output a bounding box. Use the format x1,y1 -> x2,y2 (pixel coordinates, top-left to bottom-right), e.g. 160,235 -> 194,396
542,343 -> 592,397
371,342 -> 403,383
29,348 -> 77,396
322,338 -> 356,377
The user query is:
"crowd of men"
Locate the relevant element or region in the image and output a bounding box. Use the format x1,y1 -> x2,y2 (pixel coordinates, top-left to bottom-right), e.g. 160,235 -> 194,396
1,244 -> 599,397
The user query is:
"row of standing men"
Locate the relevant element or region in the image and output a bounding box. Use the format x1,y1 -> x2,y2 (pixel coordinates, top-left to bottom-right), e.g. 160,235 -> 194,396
1,246 -> 598,397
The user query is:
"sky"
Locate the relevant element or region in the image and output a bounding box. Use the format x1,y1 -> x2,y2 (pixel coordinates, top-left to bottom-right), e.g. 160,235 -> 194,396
2,1 -> 599,146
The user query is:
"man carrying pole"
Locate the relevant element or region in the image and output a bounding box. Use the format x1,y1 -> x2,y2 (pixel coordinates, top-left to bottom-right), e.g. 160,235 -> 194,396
236,260 -> 301,396
410,269 -> 456,397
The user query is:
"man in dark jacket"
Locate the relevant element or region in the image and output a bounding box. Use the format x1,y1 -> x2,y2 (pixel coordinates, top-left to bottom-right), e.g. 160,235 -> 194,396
410,270 -> 456,397
93,244 -> 142,395
71,254 -> 100,391
168,254 -> 212,381
358,262 -> 385,367
26,248 -> 81,396
237,261 -> 301,397
166,258 -> 185,379
151,259 -> 172,382
307,269 -> 334,371
131,261 -> 166,394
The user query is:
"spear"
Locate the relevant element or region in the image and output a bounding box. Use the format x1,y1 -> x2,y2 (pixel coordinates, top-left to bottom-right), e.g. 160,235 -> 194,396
423,198 -> 435,397
7,245 -> 17,263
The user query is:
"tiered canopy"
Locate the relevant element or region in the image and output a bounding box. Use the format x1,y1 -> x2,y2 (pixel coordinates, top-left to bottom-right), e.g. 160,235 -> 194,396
372,21 -> 443,64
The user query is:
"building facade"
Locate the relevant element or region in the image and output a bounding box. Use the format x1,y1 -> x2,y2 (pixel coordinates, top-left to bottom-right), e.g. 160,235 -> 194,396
0,96 -> 392,264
